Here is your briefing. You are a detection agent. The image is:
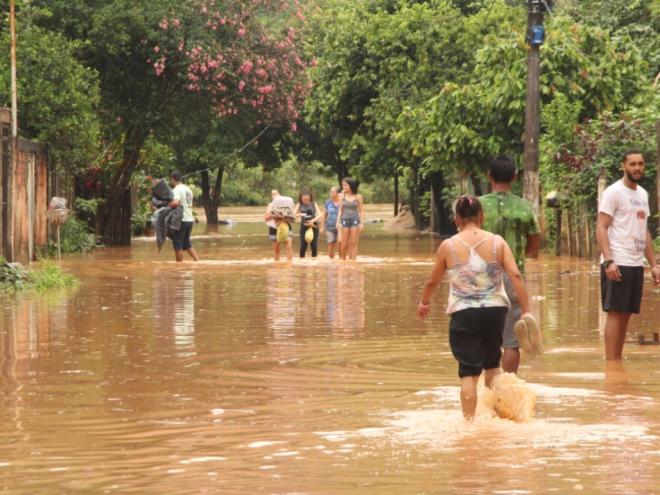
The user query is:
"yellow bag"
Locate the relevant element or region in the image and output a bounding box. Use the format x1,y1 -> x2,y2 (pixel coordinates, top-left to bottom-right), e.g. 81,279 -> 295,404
276,223 -> 289,242
304,227 -> 314,243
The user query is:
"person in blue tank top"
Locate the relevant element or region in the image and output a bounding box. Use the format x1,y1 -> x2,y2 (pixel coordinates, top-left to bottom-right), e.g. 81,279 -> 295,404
323,186 -> 341,258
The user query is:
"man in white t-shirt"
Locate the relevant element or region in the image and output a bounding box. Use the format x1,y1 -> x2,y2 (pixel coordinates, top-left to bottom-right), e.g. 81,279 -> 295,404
169,171 -> 199,262
596,150 -> 660,360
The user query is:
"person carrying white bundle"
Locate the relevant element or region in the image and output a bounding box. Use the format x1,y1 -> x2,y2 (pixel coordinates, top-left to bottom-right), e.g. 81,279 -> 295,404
265,190 -> 294,261
417,195 -> 540,420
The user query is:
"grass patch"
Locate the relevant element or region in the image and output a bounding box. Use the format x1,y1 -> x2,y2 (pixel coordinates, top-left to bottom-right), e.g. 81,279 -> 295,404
0,258 -> 78,292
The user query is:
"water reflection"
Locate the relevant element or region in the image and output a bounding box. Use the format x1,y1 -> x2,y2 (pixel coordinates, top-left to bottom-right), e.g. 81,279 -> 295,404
331,265 -> 365,335
265,264 -> 366,338
0,226 -> 659,493
152,272 -> 196,351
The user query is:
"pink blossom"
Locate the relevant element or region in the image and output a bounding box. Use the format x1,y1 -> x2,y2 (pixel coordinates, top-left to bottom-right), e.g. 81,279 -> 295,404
257,85 -> 274,94
238,81 -> 246,92
240,60 -> 253,74
296,10 -> 305,21
159,19 -> 169,30
153,46 -> 160,53
291,122 -> 298,132
154,58 -> 166,76
238,27 -> 247,37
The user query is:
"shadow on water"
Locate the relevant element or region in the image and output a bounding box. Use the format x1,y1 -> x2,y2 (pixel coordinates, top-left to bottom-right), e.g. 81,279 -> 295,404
0,220 -> 658,493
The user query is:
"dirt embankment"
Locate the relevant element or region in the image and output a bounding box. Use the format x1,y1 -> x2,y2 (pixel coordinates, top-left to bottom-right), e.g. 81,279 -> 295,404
383,207 -> 418,233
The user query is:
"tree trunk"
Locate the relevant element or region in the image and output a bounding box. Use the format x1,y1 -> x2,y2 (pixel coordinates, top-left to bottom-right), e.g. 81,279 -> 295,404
470,173 -> 483,197
334,155 -> 349,185
200,164 -> 225,225
393,171 -> 399,217
411,162 -> 422,230
98,128 -> 146,245
655,120 -> 660,236
430,171 -> 455,236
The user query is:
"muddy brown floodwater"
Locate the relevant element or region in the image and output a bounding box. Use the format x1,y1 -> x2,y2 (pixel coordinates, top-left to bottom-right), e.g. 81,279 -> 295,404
1,210 -> 659,494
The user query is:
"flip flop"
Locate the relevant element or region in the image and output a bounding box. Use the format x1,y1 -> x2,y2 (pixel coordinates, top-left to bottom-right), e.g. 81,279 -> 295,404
514,318 -> 533,354
521,313 -> 543,355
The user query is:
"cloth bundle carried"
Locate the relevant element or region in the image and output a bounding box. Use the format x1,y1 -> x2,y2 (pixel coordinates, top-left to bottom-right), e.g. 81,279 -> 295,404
483,372 -> 536,423
150,179 -> 183,251
269,195 -> 295,223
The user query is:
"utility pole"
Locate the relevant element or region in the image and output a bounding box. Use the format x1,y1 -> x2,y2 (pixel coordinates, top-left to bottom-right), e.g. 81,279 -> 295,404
7,0 -> 18,261
522,0 -> 549,219
10,0 -> 18,140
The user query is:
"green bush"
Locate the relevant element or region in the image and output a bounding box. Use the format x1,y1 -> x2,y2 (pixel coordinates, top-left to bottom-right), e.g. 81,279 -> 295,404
54,216 -> 97,253
0,258 -> 77,292
0,257 -> 31,290
30,262 -> 78,290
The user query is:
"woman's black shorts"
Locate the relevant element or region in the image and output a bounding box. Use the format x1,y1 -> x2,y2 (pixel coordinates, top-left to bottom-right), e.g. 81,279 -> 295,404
449,306 -> 507,378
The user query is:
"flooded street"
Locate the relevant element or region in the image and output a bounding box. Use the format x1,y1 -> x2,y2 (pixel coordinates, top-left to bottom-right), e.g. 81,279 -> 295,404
1,210 -> 659,494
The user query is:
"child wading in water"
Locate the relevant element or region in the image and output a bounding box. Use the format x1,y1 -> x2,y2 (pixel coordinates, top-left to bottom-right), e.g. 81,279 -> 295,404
417,196 -> 537,420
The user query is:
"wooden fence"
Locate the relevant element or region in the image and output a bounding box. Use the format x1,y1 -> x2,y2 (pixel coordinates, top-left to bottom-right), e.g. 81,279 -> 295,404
0,108 -> 59,264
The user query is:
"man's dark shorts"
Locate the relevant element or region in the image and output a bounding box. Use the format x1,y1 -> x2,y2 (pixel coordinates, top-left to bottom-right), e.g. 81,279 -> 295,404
449,306 -> 507,378
600,264 -> 644,314
173,221 -> 193,251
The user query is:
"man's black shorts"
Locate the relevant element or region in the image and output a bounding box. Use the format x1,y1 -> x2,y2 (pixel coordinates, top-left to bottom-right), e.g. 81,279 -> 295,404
449,306 -> 507,378
600,264 -> 644,314
172,221 -> 193,251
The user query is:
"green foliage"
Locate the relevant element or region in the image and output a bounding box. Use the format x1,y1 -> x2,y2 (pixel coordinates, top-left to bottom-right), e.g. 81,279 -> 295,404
540,108 -> 657,226
0,258 -> 31,291
0,258 -> 77,292
29,262 -> 78,290
53,216 -> 97,254
75,197 -> 105,217
397,9 -> 649,178
0,11 -> 101,172
561,0 -> 660,77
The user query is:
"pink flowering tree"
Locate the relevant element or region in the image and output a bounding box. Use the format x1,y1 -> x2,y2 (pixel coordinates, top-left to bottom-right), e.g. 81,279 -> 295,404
84,0 -> 309,243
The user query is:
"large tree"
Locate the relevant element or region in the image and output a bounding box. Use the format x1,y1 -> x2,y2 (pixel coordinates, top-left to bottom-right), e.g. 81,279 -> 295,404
0,8 -> 100,173
35,0 -> 309,243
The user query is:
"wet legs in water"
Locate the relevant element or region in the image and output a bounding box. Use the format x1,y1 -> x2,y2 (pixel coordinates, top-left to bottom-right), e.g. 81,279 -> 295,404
273,239 -> 293,261
175,248 -> 199,262
339,227 -> 361,260
604,311 -> 632,360
501,348 -> 520,374
461,368 -> 500,419
328,241 -> 337,258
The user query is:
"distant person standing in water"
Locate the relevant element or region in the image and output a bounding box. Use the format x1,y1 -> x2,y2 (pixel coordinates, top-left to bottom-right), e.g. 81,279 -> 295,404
596,150 -> 660,361
336,177 -> 364,260
417,196 -> 534,420
170,171 -> 199,262
479,155 -> 540,373
294,187 -> 323,258
265,189 -> 293,261
323,186 -> 341,258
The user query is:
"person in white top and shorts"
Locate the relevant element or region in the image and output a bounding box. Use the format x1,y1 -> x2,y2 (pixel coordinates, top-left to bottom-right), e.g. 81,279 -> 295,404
596,150 -> 660,360
170,171 -> 199,262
